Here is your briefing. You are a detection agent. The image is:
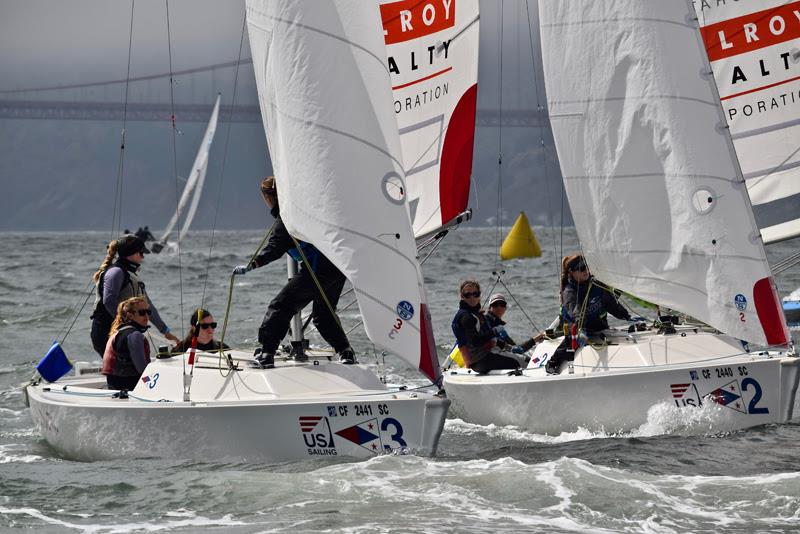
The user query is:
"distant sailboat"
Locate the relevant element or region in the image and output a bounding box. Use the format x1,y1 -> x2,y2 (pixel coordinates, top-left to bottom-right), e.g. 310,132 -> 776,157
444,0 -> 799,435
151,94 -> 220,253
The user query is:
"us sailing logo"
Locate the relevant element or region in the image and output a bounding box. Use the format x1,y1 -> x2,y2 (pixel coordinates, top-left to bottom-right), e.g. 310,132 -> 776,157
299,416 -> 337,456
671,383 -> 703,407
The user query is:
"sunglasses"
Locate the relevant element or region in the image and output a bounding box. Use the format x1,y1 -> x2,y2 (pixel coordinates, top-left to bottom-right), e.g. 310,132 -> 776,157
198,322 -> 217,329
135,309 -> 152,317
462,291 -> 481,299
492,302 -> 507,308
571,264 -> 588,273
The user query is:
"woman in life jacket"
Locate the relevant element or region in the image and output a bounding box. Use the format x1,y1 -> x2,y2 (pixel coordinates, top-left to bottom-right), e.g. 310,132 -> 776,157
451,280 -> 521,374
90,234 -> 179,357
545,254 -> 631,374
102,296 -> 152,391
172,308 -> 230,353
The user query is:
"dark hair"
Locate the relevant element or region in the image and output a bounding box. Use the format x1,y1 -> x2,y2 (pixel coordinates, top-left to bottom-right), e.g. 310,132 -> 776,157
180,308 -> 213,347
260,176 -> 277,197
560,254 -> 587,292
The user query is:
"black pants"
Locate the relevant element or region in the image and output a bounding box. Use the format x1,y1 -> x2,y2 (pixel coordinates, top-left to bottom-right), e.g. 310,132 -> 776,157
106,374 -> 139,391
258,257 -> 349,354
470,353 -> 520,374
90,315 -> 112,358
546,337 -> 575,372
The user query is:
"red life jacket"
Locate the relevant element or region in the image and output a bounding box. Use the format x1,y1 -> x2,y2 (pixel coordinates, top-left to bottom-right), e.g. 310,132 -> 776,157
102,324 -> 151,377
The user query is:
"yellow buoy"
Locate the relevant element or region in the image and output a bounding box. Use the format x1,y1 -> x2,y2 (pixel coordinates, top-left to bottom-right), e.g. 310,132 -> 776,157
500,211 -> 541,260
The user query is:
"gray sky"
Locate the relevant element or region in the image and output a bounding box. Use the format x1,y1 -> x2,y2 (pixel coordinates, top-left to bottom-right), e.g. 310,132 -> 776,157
0,0 -> 565,231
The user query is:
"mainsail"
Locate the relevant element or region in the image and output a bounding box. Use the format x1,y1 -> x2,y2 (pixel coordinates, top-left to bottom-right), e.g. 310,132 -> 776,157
695,1 -> 800,244
537,0 -> 789,346
157,95 -> 220,247
380,0 -> 480,239
246,0 -> 441,383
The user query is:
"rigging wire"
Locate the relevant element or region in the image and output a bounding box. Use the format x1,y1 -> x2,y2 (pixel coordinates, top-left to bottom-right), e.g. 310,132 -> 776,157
59,0 -> 136,345
494,0 -> 505,272
200,12 -> 248,308
110,0 -> 137,239
524,0 -> 561,292
165,0 -> 186,355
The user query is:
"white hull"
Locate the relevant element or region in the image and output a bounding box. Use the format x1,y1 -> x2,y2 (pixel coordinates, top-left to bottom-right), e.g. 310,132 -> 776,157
26,351 -> 449,462
443,329 -> 799,435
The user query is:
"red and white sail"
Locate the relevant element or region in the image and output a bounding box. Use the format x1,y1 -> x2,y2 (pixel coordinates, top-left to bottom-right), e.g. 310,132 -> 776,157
537,0 -> 789,346
696,1 -> 800,244
380,0 -> 479,239
246,0 -> 441,383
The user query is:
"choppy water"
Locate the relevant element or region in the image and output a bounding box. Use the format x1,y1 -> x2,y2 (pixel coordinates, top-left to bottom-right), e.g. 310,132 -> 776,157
1,228 -> 799,533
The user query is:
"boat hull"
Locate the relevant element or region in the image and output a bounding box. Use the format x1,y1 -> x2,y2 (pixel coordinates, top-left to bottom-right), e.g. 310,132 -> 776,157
443,331 -> 799,435
26,353 -> 450,462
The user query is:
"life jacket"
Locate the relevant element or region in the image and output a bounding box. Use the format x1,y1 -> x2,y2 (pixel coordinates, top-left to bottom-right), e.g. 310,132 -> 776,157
102,323 -> 151,377
287,240 -> 320,271
451,305 -> 493,366
560,278 -> 609,333
91,259 -> 146,323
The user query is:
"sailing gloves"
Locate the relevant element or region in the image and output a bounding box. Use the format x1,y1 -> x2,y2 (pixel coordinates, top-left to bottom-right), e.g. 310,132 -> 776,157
233,264 -> 253,276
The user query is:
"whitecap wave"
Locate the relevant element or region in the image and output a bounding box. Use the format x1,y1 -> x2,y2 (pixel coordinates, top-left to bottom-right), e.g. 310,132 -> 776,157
0,506 -> 247,533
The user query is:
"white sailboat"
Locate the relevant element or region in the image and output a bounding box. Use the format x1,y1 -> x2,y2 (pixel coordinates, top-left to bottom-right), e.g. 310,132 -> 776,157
443,0 -> 799,435
24,0 -> 450,462
150,95 -> 220,254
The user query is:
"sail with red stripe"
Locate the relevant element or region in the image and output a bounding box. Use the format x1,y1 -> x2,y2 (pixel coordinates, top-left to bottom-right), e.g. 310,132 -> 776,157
246,0 -> 441,383
380,0 -> 480,239
696,1 -> 800,244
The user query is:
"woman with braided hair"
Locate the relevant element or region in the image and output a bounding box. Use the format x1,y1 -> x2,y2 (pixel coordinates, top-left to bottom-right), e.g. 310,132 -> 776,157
90,234 -> 178,357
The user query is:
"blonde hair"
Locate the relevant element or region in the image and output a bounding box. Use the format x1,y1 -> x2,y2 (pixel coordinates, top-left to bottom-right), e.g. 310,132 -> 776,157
93,240 -> 119,283
109,296 -> 147,336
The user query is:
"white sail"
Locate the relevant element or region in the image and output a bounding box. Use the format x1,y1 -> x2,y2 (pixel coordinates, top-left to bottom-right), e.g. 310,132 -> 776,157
246,0 -> 441,383
159,95 -> 220,244
380,0 -> 480,239
537,0 -> 789,346
694,1 -> 800,244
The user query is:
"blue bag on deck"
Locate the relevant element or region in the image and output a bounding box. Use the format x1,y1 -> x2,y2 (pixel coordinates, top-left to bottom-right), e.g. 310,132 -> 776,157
36,342 -> 73,382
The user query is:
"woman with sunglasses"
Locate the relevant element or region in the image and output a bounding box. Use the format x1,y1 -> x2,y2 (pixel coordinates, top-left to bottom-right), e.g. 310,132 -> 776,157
451,280 -> 521,374
101,297 -> 153,391
173,308 -> 229,353
546,254 -> 631,374
90,234 -> 179,357
559,254 -> 630,333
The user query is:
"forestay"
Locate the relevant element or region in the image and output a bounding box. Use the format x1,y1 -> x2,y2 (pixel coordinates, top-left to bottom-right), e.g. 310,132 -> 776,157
537,0 -> 789,346
159,95 -> 220,244
380,0 -> 479,239
695,1 -> 800,244
246,0 -> 441,383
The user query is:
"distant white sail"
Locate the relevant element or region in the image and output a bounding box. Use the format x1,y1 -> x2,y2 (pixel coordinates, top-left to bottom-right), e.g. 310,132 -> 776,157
159,95 -> 220,244
246,0 -> 441,382
538,0 -> 789,346
380,0 -> 480,239
695,1 -> 800,244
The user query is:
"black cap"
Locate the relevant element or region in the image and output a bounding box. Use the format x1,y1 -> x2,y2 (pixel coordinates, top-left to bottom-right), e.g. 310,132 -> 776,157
117,234 -> 150,256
